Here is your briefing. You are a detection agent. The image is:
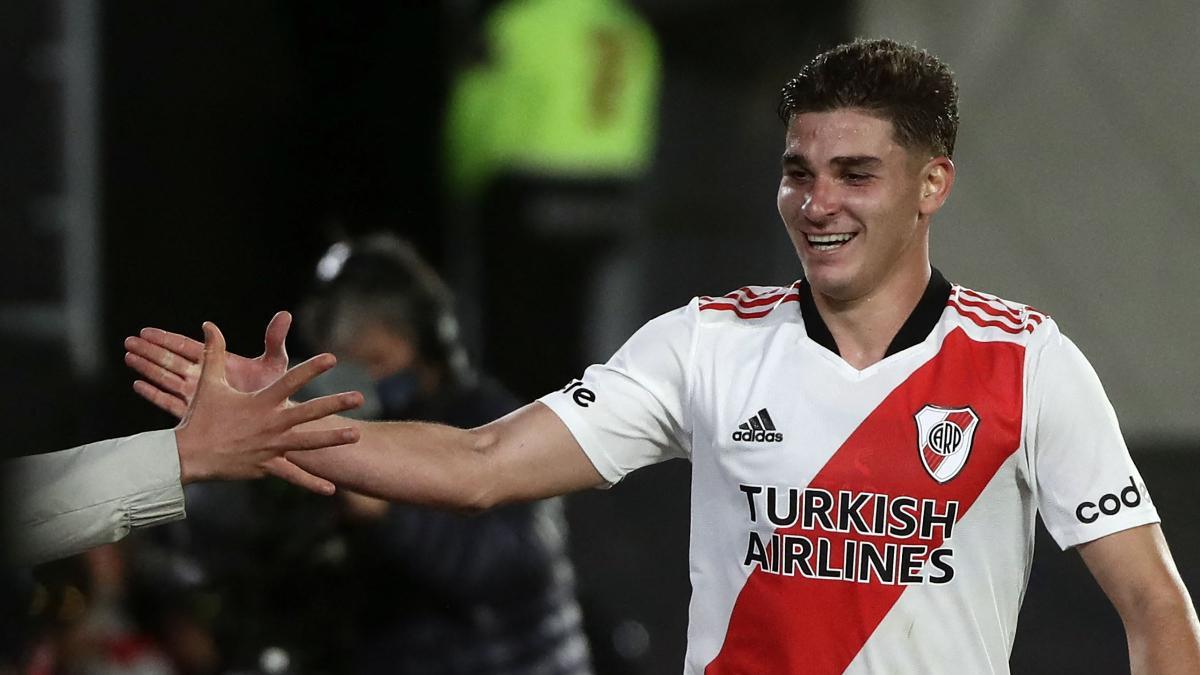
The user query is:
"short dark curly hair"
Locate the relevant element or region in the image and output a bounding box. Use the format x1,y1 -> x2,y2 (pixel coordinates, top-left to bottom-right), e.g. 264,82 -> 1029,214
779,38 -> 959,159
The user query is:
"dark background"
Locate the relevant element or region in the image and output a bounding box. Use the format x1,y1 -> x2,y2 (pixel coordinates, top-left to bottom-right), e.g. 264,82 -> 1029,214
3,2 -> 1196,673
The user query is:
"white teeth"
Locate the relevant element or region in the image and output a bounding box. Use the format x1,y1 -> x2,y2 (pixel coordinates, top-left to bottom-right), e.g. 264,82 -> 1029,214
806,233 -> 856,251
807,233 -> 855,243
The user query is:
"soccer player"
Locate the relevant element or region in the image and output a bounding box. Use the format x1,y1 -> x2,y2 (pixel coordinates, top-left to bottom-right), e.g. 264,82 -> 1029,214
125,39 -> 1200,674
5,321 -> 362,566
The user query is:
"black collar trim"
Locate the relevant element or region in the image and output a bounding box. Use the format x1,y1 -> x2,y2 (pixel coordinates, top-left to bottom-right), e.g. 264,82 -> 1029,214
799,268 -> 952,357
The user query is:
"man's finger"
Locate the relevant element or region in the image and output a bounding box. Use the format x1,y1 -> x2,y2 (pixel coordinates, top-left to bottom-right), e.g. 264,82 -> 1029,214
124,351 -> 188,396
125,336 -> 199,377
263,456 -> 336,496
139,327 -> 205,363
200,322 -> 228,382
264,311 -> 291,363
259,353 -> 337,402
275,426 -> 360,452
280,391 -> 364,427
132,380 -> 189,418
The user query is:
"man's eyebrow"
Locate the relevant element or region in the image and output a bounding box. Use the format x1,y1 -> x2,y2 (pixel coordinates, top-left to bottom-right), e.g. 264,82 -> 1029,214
781,154 -> 883,170
781,152 -> 809,167
830,155 -> 882,169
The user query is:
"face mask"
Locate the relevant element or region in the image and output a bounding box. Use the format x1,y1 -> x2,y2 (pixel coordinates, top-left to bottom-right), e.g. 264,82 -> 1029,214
376,369 -> 421,417
299,360 -> 381,421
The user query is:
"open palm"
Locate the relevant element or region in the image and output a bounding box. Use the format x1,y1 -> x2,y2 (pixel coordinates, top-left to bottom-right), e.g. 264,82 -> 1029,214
125,311 -> 294,418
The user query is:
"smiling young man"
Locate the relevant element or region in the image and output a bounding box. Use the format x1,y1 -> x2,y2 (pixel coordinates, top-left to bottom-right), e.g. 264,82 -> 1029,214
126,39 -> 1199,673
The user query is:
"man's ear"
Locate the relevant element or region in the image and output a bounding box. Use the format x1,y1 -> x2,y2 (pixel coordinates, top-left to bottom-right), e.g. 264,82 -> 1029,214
918,156 -> 955,217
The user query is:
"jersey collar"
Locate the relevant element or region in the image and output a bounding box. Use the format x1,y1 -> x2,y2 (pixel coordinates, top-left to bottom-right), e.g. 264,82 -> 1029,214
799,267 -> 952,357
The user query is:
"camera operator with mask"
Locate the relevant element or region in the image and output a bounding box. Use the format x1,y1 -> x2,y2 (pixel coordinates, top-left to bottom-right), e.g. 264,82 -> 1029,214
297,234 -> 591,674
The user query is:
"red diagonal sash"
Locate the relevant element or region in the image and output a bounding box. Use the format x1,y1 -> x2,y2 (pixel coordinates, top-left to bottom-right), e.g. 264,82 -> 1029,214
706,328 -> 1024,674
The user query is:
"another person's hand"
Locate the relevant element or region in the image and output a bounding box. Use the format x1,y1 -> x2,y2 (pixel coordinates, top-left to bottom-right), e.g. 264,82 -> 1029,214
172,321 -> 363,495
125,311 -> 292,417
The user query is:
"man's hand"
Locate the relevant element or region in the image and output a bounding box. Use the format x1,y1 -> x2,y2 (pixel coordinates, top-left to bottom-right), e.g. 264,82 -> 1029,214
173,321 -> 364,495
125,311 -> 292,417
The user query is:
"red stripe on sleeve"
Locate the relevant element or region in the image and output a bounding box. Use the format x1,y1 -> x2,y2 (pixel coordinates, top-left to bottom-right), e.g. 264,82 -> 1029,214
700,294 -> 800,318
952,294 -> 1023,325
725,286 -> 769,300
957,288 -> 1022,315
948,301 -> 1025,334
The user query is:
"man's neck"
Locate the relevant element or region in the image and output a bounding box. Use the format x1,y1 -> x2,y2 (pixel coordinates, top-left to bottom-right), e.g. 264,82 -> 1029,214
812,264 -> 933,370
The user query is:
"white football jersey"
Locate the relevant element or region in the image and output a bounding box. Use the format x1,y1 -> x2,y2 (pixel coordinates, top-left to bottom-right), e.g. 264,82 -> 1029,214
539,270 -> 1158,674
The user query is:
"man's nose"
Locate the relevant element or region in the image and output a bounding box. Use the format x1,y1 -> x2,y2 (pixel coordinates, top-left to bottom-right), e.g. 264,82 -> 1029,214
802,177 -> 841,222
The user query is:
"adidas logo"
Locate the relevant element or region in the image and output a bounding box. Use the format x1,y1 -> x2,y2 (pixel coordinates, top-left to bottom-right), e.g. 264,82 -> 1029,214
732,408 -> 784,443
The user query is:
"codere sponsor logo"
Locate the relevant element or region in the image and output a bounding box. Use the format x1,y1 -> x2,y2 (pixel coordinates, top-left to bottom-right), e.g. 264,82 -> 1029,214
1075,476 -> 1149,524
561,379 -> 596,408
732,408 -> 783,443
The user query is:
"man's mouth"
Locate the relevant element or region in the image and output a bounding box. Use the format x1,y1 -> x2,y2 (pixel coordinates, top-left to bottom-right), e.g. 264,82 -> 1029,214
806,232 -> 857,252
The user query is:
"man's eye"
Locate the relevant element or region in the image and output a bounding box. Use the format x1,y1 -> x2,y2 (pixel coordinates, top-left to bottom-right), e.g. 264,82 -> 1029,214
844,173 -> 871,183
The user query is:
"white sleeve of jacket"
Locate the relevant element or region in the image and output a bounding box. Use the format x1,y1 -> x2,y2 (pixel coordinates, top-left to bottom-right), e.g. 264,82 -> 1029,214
3,429 -> 186,566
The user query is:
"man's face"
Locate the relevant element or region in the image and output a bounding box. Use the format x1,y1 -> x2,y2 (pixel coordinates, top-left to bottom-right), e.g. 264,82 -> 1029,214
337,320 -> 416,381
777,108 -> 936,302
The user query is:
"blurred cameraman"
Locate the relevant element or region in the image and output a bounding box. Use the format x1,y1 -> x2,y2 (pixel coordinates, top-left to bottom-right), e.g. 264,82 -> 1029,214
296,234 -> 591,674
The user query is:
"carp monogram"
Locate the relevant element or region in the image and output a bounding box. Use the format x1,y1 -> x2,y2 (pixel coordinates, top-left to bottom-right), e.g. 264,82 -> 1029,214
915,405 -> 980,483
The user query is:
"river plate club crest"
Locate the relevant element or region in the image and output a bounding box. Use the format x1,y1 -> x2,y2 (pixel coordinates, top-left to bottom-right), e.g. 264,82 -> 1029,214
915,405 -> 979,483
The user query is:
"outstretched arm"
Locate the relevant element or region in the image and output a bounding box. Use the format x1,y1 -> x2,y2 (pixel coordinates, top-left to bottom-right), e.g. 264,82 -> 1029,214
1078,524 -> 1200,674
288,401 -> 604,512
125,321 -> 606,512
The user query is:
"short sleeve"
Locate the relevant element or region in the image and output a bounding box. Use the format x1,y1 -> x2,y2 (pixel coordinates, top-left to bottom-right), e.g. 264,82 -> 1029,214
1028,323 -> 1159,549
538,302 -> 697,485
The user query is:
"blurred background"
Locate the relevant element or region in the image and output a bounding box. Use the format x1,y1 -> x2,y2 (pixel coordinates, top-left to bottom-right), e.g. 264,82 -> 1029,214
2,0 -> 1198,673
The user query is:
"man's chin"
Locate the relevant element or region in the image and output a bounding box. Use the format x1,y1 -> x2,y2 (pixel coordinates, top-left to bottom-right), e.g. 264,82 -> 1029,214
803,268 -> 860,302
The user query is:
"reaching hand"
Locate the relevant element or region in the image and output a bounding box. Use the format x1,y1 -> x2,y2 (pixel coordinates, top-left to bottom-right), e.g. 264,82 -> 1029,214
173,321 -> 364,495
125,311 -> 293,418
